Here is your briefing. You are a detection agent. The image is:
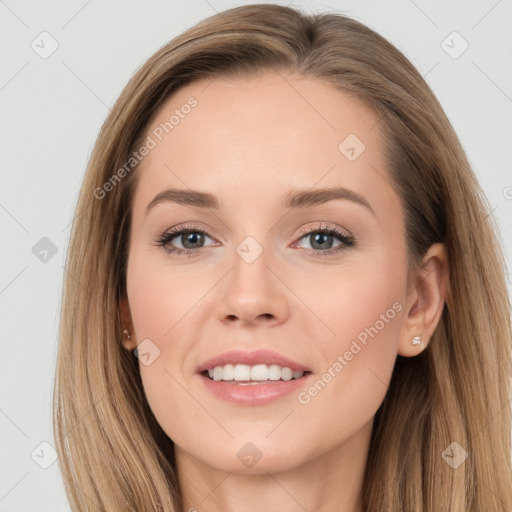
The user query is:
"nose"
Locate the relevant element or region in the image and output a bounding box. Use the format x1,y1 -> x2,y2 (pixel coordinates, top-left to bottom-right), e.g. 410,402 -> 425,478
215,246 -> 290,327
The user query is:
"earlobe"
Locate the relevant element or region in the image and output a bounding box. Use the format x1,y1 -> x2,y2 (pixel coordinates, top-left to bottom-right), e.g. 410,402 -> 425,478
398,243 -> 449,357
119,296 -> 137,351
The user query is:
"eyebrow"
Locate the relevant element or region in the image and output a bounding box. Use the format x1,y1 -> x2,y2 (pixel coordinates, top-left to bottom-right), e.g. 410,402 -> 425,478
145,186 -> 375,216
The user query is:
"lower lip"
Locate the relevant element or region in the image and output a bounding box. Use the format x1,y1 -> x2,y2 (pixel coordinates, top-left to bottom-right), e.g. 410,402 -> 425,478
198,373 -> 313,406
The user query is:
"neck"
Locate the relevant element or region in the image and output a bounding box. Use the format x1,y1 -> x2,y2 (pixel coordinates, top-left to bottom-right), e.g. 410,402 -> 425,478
176,419 -> 372,512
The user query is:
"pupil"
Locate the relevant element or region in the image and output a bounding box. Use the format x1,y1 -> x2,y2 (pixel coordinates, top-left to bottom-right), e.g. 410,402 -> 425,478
311,233 -> 333,250
183,232 -> 204,249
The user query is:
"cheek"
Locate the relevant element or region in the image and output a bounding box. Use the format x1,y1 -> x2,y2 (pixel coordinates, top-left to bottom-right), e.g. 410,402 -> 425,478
125,249 -> 225,429
294,242 -> 405,358
126,250 -> 207,341
286,250 -> 405,433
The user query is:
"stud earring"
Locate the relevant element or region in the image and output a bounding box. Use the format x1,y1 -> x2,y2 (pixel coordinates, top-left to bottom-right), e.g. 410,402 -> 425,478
123,329 -> 131,339
411,335 -> 422,346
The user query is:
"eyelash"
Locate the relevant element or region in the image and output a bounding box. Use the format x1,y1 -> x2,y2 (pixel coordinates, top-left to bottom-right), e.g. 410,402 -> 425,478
155,222 -> 356,257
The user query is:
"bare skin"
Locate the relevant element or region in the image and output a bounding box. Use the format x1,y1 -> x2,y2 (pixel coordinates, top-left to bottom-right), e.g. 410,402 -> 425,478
120,71 -> 449,512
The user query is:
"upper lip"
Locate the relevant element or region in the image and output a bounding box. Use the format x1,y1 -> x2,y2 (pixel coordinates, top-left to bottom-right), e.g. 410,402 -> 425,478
196,349 -> 312,374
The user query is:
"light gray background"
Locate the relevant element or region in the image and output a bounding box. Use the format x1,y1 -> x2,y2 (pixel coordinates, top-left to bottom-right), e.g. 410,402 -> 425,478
1,0 -> 511,510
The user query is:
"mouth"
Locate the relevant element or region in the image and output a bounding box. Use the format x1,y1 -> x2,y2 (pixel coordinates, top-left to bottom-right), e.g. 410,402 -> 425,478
196,349 -> 313,404
200,364 -> 313,385
197,351 -> 315,405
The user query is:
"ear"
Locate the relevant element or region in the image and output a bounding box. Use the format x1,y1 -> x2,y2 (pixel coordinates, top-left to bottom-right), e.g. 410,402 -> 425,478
119,296 -> 137,351
398,243 -> 450,357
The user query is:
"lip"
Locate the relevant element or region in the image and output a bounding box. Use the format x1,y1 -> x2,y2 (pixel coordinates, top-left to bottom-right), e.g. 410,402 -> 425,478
198,373 -> 315,406
195,349 -> 312,374
195,349 -> 314,406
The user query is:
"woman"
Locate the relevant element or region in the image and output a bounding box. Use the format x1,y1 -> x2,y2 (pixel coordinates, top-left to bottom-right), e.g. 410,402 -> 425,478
53,3 -> 512,511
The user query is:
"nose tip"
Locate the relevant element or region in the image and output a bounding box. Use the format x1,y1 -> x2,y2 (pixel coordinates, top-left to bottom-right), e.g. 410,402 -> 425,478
216,257 -> 289,327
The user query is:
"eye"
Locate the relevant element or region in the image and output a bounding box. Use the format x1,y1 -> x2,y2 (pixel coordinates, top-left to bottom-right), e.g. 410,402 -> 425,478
155,222 -> 356,257
293,222 -> 356,256
155,224 -> 217,256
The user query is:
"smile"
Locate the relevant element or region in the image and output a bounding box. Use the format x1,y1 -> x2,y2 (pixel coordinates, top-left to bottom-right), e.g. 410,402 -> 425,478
203,363 -> 308,382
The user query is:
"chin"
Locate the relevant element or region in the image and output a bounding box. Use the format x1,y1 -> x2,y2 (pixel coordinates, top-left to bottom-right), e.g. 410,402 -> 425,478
177,435 -> 309,474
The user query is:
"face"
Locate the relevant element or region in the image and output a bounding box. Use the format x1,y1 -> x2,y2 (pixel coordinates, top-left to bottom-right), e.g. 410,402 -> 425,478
121,71 -> 413,474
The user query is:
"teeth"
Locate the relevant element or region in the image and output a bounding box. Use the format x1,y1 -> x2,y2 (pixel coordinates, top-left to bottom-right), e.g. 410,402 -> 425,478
222,364 -> 234,380
206,363 -> 305,382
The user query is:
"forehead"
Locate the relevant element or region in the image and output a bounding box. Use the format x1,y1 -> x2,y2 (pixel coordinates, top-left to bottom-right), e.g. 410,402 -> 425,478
131,71 -> 400,227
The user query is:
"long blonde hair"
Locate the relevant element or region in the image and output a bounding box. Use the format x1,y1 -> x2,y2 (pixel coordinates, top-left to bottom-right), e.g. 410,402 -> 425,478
53,4 -> 512,510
